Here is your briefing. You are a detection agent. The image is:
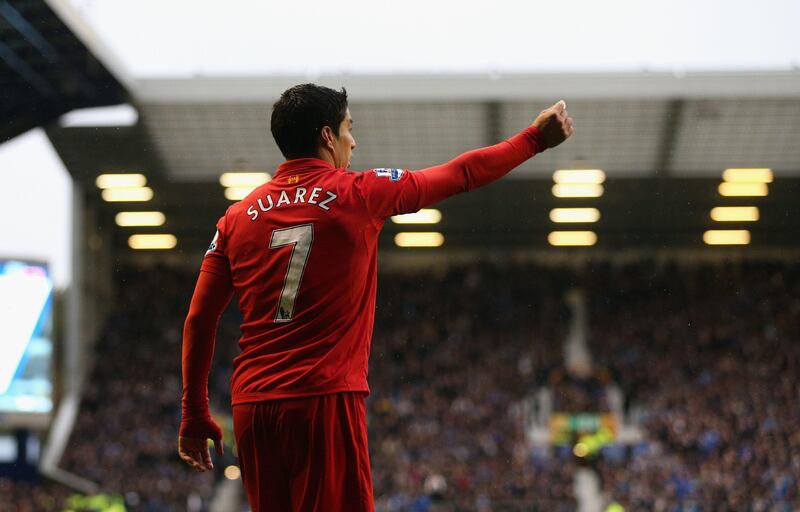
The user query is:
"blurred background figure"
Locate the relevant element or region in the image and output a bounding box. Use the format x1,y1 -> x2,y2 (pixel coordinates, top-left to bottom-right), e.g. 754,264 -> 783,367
1,0 -> 799,511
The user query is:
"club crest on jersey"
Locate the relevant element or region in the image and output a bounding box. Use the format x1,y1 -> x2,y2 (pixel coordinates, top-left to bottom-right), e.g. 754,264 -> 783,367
205,230 -> 219,255
374,168 -> 404,181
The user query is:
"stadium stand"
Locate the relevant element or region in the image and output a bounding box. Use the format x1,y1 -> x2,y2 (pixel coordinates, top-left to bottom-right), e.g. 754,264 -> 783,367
3,258 -> 799,511
589,261 -> 800,510
2,268 -> 236,512
369,262 -> 575,511
4,261 -> 576,511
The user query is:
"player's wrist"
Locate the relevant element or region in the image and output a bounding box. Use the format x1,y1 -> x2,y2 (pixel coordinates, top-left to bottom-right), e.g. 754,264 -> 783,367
179,415 -> 220,439
181,401 -> 213,427
521,125 -> 547,153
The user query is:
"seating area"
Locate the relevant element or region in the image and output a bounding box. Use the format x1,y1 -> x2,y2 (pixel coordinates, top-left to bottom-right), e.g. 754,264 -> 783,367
59,268 -> 233,511
588,262 -> 800,510
368,263 -> 575,510
3,259 -> 798,511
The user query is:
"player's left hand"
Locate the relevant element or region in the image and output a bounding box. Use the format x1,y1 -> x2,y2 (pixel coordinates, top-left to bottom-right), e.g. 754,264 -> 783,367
178,418 -> 224,472
532,99 -> 574,149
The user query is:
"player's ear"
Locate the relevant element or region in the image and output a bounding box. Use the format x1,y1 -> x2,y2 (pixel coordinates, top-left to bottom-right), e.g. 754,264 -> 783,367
320,126 -> 336,150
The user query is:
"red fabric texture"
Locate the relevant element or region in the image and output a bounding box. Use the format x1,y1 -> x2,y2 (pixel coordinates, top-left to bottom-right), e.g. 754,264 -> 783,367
180,125 -> 544,431
180,270 -> 233,437
232,392 -> 373,512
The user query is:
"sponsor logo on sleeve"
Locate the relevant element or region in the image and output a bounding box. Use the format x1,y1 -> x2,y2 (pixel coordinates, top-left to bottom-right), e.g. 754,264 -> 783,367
205,230 -> 219,255
374,168 -> 405,181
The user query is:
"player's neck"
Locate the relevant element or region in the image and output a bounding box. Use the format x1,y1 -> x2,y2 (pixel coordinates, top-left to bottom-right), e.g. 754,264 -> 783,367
283,151 -> 335,169
316,154 -> 336,167
315,148 -> 336,168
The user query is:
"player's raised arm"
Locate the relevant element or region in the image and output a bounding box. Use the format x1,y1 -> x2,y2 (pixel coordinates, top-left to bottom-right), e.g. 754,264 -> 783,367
355,100 -> 573,218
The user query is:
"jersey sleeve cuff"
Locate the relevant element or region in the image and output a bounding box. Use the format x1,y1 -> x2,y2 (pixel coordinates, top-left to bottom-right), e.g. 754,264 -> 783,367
521,125 -> 546,154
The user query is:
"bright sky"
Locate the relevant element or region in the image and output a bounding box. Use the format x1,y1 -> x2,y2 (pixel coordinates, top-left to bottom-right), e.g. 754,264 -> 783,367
66,0 -> 800,78
0,129 -> 72,289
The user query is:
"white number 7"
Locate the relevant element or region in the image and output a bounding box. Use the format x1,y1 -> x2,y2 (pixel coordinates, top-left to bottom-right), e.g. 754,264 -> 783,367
269,224 -> 313,323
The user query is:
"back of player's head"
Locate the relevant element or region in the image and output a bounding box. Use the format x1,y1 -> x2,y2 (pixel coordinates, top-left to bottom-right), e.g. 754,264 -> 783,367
271,84 -> 349,160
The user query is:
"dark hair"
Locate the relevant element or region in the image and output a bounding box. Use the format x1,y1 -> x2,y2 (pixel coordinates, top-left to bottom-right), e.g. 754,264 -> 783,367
270,84 -> 349,159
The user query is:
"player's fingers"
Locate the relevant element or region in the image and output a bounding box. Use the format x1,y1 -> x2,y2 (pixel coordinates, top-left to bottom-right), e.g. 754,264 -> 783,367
180,451 -> 204,471
193,454 -> 208,472
181,450 -> 200,465
201,446 -> 214,470
553,99 -> 566,112
178,447 -> 194,463
214,438 -> 224,457
183,448 -> 205,466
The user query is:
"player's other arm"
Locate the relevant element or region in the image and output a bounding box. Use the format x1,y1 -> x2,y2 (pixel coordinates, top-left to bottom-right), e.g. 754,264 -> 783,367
178,267 -> 233,472
413,100 -> 573,208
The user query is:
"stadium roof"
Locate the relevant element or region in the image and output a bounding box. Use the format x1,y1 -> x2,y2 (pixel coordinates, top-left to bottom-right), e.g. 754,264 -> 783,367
0,0 -> 128,142
10,0 -> 798,255
47,80 -> 800,255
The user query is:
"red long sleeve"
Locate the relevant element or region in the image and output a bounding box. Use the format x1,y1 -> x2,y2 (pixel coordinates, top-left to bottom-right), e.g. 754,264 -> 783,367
180,268 -> 233,437
354,125 -> 545,219
414,125 -> 544,208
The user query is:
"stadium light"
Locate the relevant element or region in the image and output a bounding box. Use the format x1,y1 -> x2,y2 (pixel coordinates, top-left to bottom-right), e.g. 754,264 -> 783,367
552,183 -> 604,198
96,173 -> 147,189
224,187 -> 256,201
548,231 -> 597,246
710,206 -> 759,222
101,187 -> 153,202
703,230 -> 750,245
394,232 -> 444,247
224,465 -> 241,480
718,182 -> 768,197
391,209 -> 442,224
219,172 -> 271,188
115,211 -> 166,227
573,442 -> 589,458
722,168 -> 773,183
549,208 -> 600,223
128,234 -> 177,250
553,169 -> 606,184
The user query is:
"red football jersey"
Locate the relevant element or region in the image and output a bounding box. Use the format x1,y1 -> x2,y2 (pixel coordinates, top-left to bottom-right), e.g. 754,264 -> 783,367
193,126 -> 543,407
203,159 -> 432,403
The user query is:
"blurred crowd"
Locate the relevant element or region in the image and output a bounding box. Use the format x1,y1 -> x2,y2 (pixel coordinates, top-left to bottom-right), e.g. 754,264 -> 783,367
4,260 -> 578,512
3,258 -> 798,512
0,478 -> 70,512
549,366 -> 611,413
589,261 -> 800,511
2,268 -> 240,512
54,268 -> 233,511
368,262 -> 575,511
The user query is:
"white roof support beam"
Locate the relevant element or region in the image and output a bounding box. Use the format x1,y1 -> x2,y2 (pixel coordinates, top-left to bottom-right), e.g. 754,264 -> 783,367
136,71 -> 800,104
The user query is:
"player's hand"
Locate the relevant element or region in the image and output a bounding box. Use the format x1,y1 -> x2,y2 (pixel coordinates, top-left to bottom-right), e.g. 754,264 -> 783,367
178,417 -> 224,472
532,100 -> 574,149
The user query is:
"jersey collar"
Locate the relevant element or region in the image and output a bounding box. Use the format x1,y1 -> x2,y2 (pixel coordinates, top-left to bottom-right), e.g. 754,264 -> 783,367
274,158 -> 336,178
